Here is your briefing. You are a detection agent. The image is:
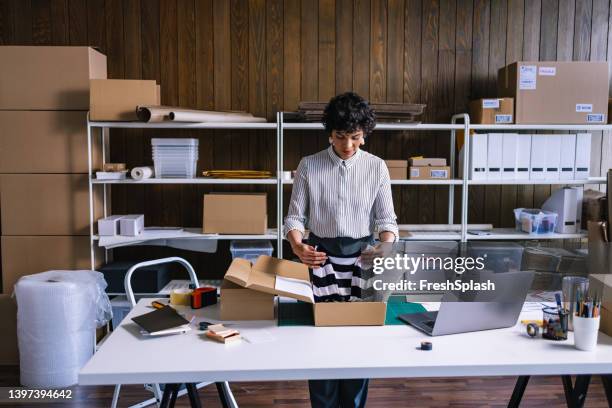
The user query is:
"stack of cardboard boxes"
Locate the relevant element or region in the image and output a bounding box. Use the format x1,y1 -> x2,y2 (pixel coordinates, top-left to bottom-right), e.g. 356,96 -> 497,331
0,46 -> 107,364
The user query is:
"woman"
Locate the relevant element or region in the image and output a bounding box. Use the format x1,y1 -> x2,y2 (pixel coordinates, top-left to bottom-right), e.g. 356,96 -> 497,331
284,92 -> 398,408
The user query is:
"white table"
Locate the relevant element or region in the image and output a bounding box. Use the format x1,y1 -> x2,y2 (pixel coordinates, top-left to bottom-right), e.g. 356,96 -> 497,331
79,299 -> 612,406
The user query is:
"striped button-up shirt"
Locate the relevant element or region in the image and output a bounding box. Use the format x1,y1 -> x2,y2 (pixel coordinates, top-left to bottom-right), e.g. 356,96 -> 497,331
284,146 -> 398,239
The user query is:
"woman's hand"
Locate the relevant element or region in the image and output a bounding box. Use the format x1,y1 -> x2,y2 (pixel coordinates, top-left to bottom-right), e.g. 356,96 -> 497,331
291,243 -> 328,268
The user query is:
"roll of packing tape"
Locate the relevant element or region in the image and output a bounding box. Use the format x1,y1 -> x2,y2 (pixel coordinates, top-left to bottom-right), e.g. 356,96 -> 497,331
170,289 -> 192,306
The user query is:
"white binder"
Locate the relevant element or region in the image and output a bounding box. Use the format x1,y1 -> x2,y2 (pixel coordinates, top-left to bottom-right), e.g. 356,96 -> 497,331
487,133 -> 503,179
461,133 -> 487,180
545,134 -> 562,181
530,134 -> 547,180
542,187 -> 578,233
516,134 -> 531,180
501,133 -> 518,180
559,134 -> 577,180
574,133 -> 591,180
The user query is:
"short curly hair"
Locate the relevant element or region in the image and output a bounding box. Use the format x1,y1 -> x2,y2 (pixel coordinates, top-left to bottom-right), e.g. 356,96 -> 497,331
322,92 -> 376,135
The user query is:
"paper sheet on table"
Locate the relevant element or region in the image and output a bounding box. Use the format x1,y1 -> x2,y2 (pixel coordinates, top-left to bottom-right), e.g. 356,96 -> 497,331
274,276 -> 314,303
241,328 -> 276,344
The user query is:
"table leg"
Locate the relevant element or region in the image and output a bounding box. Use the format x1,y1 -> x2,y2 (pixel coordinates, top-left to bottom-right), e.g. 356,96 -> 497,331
160,384 -> 180,408
186,383 -> 202,408
216,382 -> 231,408
507,376 -> 530,408
601,375 -> 612,405
562,375 -> 591,408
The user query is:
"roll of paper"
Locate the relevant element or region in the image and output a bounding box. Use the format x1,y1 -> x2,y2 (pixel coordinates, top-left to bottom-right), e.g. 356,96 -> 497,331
131,166 -> 154,181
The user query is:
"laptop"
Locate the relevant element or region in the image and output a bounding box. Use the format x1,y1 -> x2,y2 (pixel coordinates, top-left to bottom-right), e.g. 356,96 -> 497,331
399,270 -> 534,336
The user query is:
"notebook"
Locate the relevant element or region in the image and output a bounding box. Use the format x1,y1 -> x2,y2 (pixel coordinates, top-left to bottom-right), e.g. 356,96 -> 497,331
132,305 -> 191,336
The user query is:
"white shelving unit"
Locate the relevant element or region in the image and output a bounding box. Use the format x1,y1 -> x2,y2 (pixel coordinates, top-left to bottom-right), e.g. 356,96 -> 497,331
86,113 -> 609,268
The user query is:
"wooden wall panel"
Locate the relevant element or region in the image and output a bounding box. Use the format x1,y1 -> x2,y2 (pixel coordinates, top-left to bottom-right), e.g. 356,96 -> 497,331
2,0 -> 612,271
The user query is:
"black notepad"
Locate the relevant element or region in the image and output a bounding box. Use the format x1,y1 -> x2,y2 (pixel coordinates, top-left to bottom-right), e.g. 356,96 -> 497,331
131,305 -> 189,334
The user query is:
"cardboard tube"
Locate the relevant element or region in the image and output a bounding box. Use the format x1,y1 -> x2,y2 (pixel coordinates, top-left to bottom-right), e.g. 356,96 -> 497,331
131,166 -> 154,181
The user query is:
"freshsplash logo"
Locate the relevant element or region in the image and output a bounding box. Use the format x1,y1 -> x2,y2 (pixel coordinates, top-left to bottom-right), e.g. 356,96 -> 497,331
372,253 -> 487,275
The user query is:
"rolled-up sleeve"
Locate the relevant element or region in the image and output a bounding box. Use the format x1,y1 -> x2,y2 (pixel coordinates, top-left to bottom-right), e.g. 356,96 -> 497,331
283,158 -> 309,238
373,162 -> 399,240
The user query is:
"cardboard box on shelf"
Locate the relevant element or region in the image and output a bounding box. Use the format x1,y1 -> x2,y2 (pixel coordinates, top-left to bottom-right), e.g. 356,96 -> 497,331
409,158 -> 447,167
587,274 -> 612,336
469,98 -> 514,124
409,166 -> 451,180
1,236 -> 101,295
0,295 -> 18,365
223,256 -> 386,326
0,174 -> 103,236
384,160 -> 408,180
90,79 -> 160,121
220,280 -> 275,320
0,111 -> 103,173
0,46 -> 107,110
498,61 -> 609,124
203,193 -> 267,235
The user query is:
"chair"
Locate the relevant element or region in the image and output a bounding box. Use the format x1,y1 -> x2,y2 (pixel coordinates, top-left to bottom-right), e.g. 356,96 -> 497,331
110,257 -> 237,408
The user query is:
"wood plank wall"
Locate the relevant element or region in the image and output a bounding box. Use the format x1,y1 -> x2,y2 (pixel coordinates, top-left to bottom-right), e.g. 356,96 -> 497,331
0,0 -> 611,272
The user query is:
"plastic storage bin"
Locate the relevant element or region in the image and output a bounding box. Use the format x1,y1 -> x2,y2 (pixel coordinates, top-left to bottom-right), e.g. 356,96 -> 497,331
230,240 -> 274,263
466,242 -> 524,272
514,208 -> 558,234
151,138 -> 198,178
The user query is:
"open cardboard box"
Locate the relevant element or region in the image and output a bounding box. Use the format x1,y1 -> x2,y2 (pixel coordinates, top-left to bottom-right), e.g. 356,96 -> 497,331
224,256 -> 386,326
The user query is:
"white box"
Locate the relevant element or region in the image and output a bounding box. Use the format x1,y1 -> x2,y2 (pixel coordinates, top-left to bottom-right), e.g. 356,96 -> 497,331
516,135 -> 531,180
542,187 -> 578,233
459,133 -> 488,180
119,215 -> 144,237
559,134 -> 577,180
530,134 -> 547,180
545,134 -> 562,180
574,133 -> 591,179
97,215 -> 124,236
502,133 -> 518,180
486,133 -> 503,179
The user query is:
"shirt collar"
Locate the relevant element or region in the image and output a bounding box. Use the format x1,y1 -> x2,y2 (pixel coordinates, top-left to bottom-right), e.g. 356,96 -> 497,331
327,146 -> 362,168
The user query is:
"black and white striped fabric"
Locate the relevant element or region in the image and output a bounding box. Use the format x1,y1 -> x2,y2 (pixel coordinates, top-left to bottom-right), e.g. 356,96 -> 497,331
284,146 -> 398,239
311,251 -> 375,302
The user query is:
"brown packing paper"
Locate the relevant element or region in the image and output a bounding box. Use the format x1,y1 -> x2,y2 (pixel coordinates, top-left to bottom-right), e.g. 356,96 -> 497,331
136,105 -> 267,123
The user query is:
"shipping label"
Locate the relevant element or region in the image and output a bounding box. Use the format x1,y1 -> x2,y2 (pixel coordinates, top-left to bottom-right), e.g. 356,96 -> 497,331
538,66 -> 556,76
482,99 -> 500,109
576,104 -> 593,113
587,114 -> 605,123
519,65 -> 537,90
495,114 -> 513,123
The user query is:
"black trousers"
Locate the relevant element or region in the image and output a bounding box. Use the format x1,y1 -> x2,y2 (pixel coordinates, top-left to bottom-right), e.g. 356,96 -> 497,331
309,379 -> 369,408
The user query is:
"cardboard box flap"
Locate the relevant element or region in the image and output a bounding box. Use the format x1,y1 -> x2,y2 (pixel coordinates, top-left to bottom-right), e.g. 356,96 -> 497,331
254,256 -> 310,281
224,256 -> 314,303
224,258 -> 253,287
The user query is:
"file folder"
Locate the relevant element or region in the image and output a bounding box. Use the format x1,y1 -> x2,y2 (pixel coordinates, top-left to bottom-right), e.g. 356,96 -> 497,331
502,133 -> 518,180
574,133 -> 591,179
542,187 -> 578,233
487,133 -> 503,179
559,134 -> 577,180
516,135 -> 531,180
545,134 -> 562,180
530,134 -> 547,180
462,133 -> 487,180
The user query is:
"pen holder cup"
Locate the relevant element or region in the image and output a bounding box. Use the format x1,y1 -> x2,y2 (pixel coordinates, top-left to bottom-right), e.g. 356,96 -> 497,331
542,307 -> 569,341
573,316 -> 600,351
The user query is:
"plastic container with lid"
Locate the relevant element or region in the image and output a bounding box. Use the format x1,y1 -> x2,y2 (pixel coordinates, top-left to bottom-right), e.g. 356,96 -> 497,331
514,208 -> 558,234
230,240 -> 274,263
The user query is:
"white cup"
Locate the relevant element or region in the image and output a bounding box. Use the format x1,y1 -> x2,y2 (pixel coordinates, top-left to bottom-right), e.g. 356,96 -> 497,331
573,316 -> 600,351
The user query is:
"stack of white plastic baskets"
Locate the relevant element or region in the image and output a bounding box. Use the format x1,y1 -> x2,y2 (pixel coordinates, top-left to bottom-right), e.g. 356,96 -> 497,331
152,138 -> 198,178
